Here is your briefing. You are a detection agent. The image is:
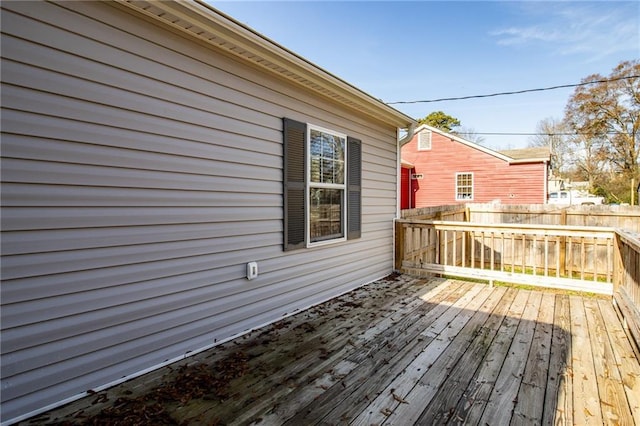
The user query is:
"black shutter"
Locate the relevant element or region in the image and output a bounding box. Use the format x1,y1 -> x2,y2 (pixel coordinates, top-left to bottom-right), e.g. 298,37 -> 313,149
283,118 -> 307,251
347,137 -> 362,240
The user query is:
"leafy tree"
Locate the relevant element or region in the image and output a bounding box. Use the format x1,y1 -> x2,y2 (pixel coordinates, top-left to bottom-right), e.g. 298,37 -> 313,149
418,111 -> 461,132
563,60 -> 640,202
563,60 -> 639,201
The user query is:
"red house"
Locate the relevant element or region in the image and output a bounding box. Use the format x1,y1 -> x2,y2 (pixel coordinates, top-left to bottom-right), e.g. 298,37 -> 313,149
401,125 -> 550,208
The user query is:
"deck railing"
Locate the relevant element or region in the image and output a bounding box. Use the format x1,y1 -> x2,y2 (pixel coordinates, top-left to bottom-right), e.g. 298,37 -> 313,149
395,219 -> 640,352
613,229 -> 640,354
396,220 -> 616,294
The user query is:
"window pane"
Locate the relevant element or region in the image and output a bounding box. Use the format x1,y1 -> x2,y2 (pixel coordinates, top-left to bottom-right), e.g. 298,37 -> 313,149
309,188 -> 343,242
309,128 -> 345,184
334,160 -> 344,183
456,173 -> 473,200
310,129 -> 323,156
322,133 -> 334,158
310,157 -> 320,182
322,159 -> 334,183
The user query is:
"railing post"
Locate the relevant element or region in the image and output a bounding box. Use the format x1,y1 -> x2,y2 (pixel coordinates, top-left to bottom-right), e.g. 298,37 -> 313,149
395,220 -> 404,271
560,210 -> 567,277
613,231 -> 622,293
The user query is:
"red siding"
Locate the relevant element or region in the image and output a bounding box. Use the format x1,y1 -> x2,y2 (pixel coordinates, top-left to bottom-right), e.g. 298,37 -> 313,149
401,132 -> 546,207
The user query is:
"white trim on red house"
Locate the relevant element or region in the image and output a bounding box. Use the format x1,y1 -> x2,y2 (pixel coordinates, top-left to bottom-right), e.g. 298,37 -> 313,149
410,124 -> 549,165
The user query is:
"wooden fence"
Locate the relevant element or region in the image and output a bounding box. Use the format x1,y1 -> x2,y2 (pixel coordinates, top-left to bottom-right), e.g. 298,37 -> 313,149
400,205 -> 467,221
401,204 -> 640,231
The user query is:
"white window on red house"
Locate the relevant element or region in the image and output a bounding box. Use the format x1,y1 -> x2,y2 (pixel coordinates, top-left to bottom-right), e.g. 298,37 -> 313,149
456,172 -> 473,200
417,130 -> 432,150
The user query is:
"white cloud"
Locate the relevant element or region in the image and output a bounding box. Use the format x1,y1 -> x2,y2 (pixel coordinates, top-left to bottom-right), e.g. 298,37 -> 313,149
491,26 -> 563,45
491,3 -> 639,61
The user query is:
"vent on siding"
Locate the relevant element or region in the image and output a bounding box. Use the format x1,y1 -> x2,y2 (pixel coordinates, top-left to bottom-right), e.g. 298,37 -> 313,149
418,130 -> 432,151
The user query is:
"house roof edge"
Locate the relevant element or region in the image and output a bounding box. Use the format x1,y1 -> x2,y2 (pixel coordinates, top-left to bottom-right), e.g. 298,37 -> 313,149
414,124 -> 550,164
414,124 -> 515,162
113,0 -> 416,129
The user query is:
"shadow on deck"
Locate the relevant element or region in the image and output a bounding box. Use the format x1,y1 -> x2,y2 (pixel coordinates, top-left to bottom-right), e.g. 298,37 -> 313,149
24,274 -> 640,425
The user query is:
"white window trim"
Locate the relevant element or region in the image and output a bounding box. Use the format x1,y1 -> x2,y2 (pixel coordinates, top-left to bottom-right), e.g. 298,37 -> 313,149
455,172 -> 474,201
306,124 -> 347,247
417,130 -> 432,151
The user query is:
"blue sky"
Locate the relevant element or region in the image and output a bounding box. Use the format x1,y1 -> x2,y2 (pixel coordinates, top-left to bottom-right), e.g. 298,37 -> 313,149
212,1 -> 639,149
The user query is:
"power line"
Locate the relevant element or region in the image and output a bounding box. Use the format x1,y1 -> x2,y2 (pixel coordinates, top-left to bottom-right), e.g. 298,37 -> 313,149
458,131 -> 630,136
387,75 -> 640,105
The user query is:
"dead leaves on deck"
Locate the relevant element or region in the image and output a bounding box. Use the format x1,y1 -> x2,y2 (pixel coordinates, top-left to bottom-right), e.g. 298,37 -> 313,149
75,352 -> 249,425
392,392 -> 409,404
82,398 -> 177,426
45,274 -> 407,425
153,351 -> 249,404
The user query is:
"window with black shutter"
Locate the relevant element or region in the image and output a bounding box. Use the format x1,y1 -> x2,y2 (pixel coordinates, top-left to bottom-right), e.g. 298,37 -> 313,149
283,118 -> 361,251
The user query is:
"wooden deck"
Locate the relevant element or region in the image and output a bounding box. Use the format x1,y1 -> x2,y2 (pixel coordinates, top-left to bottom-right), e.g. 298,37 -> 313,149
26,275 -> 640,425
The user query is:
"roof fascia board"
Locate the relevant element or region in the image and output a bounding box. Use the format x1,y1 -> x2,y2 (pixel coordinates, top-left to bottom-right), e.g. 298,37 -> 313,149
114,0 -> 415,129
508,158 -> 550,164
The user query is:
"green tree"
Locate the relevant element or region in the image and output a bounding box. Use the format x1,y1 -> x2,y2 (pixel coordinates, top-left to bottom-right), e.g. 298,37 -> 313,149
418,111 -> 461,132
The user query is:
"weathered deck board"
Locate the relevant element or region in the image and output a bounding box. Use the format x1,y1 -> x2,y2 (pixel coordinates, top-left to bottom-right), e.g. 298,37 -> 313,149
450,288 -> 530,424
542,293 -> 573,425
479,290 -> 542,426
24,275 -> 640,426
570,295 -> 603,424
294,281 -> 485,426
416,286 -> 517,423
349,283 -> 491,426
584,298 -> 634,424
241,279 -> 468,425
597,298 -> 640,424
512,292 -> 555,424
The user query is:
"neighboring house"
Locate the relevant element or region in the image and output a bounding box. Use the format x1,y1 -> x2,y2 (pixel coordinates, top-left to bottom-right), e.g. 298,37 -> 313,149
0,1 -> 415,423
548,179 -> 592,194
401,125 -> 550,208
547,180 -> 604,205
548,190 -> 604,205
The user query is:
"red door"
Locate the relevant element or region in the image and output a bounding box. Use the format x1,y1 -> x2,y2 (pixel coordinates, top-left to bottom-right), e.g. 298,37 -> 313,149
400,168 -> 416,209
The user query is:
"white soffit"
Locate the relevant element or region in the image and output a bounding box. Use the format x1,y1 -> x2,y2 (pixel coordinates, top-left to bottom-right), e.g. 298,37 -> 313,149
113,0 -> 415,129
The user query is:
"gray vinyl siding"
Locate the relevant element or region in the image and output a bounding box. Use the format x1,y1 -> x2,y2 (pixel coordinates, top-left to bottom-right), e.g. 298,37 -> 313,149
0,1 -> 399,422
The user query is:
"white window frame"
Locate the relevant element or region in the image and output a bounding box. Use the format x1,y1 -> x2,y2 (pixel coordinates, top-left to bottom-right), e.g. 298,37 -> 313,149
417,130 -> 432,151
306,124 -> 347,247
455,172 -> 474,200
